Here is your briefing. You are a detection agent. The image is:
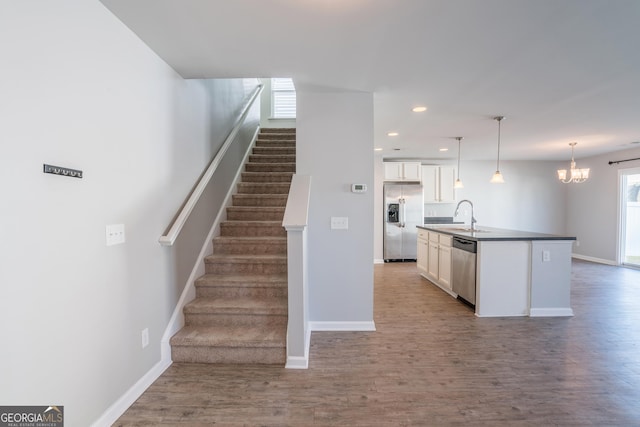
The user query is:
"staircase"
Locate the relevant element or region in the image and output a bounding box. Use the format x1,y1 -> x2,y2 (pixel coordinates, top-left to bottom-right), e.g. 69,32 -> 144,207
170,128 -> 296,364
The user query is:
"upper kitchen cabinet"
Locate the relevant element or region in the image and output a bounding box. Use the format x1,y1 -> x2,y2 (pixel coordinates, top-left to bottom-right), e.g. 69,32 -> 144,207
384,162 -> 422,182
422,165 -> 456,203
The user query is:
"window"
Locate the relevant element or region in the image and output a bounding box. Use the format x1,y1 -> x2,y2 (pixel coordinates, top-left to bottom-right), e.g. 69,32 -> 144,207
271,78 -> 296,119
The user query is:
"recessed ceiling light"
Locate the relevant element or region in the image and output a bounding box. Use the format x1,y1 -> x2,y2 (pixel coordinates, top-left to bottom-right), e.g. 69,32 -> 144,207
439,148 -> 449,152
412,106 -> 427,113
374,148 -> 383,151
387,132 -> 399,137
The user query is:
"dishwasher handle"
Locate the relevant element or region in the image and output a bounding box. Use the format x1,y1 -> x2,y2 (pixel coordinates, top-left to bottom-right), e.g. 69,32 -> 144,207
453,237 -> 477,253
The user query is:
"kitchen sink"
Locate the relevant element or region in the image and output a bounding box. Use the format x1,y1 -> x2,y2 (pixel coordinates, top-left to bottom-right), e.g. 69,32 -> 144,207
442,227 -> 490,233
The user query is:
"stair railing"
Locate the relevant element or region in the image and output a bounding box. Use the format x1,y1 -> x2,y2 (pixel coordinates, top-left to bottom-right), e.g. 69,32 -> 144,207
282,174 -> 311,369
159,84 -> 263,246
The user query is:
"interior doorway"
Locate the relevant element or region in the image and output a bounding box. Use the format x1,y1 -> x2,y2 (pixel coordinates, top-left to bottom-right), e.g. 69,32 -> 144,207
620,168 -> 640,267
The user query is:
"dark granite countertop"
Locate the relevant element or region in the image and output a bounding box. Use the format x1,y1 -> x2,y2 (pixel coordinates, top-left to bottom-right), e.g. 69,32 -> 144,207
417,225 -> 577,242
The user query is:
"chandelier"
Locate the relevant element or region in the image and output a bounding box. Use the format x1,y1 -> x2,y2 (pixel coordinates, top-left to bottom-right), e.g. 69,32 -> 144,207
557,142 -> 590,183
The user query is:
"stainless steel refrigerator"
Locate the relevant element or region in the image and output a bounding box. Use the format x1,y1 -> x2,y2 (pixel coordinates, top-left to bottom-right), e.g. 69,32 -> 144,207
384,183 -> 424,261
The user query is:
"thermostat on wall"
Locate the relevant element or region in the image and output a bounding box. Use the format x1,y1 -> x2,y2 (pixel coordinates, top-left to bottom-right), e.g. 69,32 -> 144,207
351,183 -> 367,193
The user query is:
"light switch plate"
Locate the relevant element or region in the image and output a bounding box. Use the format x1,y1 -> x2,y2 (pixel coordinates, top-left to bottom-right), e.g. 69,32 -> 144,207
106,224 -> 125,246
331,217 -> 349,230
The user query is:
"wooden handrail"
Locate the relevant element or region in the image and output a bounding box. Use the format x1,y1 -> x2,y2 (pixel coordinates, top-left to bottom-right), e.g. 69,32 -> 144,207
159,84 -> 263,246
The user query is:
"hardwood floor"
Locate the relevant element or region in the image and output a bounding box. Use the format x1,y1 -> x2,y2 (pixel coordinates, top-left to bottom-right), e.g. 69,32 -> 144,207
115,260 -> 640,426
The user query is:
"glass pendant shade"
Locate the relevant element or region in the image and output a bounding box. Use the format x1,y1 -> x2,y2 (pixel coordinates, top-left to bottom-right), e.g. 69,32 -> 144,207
454,179 -> 464,189
490,171 -> 505,184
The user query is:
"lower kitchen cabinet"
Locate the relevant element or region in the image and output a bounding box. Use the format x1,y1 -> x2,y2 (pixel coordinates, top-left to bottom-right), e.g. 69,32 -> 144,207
417,229 -> 454,294
417,230 -> 429,275
438,241 -> 452,290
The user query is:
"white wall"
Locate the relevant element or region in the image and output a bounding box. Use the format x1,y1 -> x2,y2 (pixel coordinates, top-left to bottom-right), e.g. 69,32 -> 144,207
374,157 -> 568,261
296,89 -> 374,325
566,146 -> 640,263
0,2 -> 256,425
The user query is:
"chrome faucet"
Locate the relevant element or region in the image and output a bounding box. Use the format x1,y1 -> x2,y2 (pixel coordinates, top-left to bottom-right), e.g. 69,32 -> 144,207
454,199 -> 477,231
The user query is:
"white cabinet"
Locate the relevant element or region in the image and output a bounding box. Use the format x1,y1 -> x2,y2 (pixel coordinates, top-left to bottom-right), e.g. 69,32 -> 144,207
417,228 -> 454,294
384,162 -> 421,182
438,237 -> 452,290
422,165 -> 457,203
417,229 -> 429,275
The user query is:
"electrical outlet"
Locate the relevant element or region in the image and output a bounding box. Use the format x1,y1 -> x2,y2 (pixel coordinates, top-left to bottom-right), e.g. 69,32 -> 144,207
106,224 -> 125,246
330,217 -> 349,230
141,328 -> 149,349
542,250 -> 551,262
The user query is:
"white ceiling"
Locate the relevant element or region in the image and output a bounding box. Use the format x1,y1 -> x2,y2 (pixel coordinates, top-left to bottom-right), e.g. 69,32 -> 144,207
101,0 -> 640,161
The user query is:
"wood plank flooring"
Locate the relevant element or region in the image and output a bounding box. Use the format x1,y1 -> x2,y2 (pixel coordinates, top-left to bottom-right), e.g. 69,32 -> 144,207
115,260 -> 640,426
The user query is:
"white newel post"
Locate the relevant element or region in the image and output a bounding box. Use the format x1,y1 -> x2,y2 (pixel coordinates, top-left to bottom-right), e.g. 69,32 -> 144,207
282,175 -> 311,369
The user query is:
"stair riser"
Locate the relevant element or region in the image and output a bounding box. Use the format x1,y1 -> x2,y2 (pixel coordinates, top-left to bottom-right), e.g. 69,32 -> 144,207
226,209 -> 285,221
252,147 -> 296,155
220,224 -> 286,237
259,128 -> 296,134
255,140 -> 296,148
196,286 -> 287,299
204,262 -> 287,274
171,345 -> 286,365
241,173 -> 293,183
237,183 -> 291,194
184,312 -> 287,328
245,163 -> 295,173
213,240 -> 286,255
257,133 -> 296,141
232,195 -> 288,207
205,262 -> 287,274
249,155 -> 296,164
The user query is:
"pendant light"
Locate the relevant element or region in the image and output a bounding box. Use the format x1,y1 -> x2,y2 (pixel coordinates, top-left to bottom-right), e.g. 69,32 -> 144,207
557,142 -> 590,183
490,116 -> 505,183
454,137 -> 464,189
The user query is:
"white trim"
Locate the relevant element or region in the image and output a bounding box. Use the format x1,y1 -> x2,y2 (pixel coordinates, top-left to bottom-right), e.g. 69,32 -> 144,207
90,358 -> 171,427
529,308 -> 574,317
285,328 -> 311,369
572,253 -> 617,266
160,127 -> 260,362
373,258 -> 385,264
159,85 -> 263,246
309,321 -> 376,331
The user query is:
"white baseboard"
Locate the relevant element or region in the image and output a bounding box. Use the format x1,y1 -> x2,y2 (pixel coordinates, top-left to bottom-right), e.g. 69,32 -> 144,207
530,308 -> 574,317
309,321 -> 376,331
373,258 -> 385,264
286,327 -> 311,369
285,356 -> 309,369
572,253 -> 617,266
90,357 -> 171,427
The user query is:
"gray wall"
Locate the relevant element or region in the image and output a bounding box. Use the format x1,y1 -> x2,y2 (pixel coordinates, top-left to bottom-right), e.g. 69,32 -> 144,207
0,1 -> 257,425
296,88 -> 374,324
566,145 -> 640,262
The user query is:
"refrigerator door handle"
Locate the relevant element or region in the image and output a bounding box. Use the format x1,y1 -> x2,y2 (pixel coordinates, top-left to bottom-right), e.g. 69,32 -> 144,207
400,198 -> 406,227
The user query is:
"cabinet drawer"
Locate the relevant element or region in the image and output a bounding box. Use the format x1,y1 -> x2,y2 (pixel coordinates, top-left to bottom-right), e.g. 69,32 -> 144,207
439,235 -> 452,247
418,229 -> 429,240
428,232 -> 440,242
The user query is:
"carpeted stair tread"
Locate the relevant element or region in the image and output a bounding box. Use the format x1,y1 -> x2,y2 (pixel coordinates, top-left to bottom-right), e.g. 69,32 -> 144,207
171,325 -> 286,348
205,253 -> 286,263
184,296 -> 287,314
170,126 -> 295,366
195,273 -> 287,287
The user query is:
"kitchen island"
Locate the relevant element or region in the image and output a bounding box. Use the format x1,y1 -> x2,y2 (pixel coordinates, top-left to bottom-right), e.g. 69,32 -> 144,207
417,225 -> 576,317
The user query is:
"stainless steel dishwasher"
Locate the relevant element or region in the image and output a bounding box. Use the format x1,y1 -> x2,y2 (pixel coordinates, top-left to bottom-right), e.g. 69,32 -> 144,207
452,237 -> 477,307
